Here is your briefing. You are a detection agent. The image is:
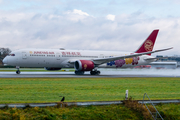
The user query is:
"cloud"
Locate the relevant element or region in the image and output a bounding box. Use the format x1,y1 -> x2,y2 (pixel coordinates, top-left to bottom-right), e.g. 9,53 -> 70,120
64,9 -> 91,22
106,14 -> 115,21
0,4 -> 179,56
67,9 -> 89,16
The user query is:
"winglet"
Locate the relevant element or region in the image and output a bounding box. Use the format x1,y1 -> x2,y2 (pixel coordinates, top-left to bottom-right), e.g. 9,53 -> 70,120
135,29 -> 159,55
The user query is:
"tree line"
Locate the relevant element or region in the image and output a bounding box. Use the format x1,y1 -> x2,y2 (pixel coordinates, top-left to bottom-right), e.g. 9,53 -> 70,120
0,48 -> 11,65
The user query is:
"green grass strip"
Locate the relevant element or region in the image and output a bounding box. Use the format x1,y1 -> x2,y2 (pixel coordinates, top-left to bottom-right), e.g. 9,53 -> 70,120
0,77 -> 180,103
0,104 -> 180,120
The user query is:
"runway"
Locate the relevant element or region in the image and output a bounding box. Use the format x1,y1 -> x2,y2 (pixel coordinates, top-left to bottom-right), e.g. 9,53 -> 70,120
0,68 -> 180,78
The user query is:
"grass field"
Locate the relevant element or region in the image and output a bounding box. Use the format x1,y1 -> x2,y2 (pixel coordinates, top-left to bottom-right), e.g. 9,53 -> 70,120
0,77 -> 180,104
0,104 -> 180,120
0,102 -> 180,119
0,105 -> 150,120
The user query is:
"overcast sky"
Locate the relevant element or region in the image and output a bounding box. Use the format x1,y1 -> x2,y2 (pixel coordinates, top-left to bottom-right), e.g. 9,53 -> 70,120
0,0 -> 180,56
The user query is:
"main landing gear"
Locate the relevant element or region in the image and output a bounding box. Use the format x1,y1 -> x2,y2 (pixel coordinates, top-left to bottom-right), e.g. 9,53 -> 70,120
75,70 -> 101,75
16,66 -> 21,74
90,70 -> 100,75
75,70 -> 84,75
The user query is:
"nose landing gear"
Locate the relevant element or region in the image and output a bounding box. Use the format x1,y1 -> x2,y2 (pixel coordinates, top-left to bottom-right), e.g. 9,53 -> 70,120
16,66 -> 21,74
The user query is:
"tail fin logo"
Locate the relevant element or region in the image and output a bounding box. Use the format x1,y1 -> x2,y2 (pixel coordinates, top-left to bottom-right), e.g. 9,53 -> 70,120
144,40 -> 153,52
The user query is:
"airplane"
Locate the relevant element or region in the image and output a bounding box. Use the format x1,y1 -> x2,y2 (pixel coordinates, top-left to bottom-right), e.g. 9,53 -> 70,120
2,29 -> 172,75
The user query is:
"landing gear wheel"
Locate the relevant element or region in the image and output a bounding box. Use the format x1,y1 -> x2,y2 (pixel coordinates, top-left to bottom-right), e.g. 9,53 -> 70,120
16,70 -> 20,74
16,66 -> 20,74
75,71 -> 84,75
90,70 -> 100,75
90,71 -> 95,75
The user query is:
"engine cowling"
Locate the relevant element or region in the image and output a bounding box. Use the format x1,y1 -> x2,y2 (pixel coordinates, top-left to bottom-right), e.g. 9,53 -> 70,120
44,67 -> 61,71
74,60 -> 94,71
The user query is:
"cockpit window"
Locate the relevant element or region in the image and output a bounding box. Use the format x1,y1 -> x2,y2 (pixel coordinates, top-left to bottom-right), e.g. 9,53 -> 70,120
8,54 -> 15,56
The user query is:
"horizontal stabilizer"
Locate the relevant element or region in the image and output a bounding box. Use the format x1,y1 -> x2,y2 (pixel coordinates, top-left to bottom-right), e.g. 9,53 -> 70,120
144,57 -> 169,61
144,58 -> 158,61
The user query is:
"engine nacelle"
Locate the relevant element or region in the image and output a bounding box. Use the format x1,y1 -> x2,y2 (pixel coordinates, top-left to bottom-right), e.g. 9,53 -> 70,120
44,67 -> 61,71
74,60 -> 94,71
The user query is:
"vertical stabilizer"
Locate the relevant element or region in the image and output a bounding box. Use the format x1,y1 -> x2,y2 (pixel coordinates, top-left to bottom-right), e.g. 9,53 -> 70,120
135,29 -> 159,55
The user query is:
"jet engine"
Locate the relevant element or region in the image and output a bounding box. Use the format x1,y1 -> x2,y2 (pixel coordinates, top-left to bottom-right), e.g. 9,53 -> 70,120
74,60 -> 94,71
44,67 -> 61,71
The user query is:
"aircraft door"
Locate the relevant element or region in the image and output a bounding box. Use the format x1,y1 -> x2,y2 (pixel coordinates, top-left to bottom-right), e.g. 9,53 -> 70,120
56,53 -> 61,60
54,52 -> 63,67
22,52 -> 27,59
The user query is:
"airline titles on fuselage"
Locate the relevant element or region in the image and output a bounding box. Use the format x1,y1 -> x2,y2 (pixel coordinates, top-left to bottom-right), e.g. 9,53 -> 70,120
30,51 -> 82,56
32,51 -> 55,54
61,52 -> 81,56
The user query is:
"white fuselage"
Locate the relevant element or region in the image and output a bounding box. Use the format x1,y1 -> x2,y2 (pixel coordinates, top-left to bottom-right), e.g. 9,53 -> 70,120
3,48 -> 155,69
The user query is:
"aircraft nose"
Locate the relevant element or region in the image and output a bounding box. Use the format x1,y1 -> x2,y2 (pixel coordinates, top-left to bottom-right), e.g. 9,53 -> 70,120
2,57 -> 8,64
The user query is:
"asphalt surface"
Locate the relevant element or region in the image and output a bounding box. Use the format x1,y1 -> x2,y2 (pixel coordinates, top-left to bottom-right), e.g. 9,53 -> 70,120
0,68 -> 180,78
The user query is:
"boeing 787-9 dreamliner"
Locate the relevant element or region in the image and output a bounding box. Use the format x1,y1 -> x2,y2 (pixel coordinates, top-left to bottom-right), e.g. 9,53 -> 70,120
3,29 -> 172,75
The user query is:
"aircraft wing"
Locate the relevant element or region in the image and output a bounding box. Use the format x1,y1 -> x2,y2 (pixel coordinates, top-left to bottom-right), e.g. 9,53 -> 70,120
92,47 -> 173,65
